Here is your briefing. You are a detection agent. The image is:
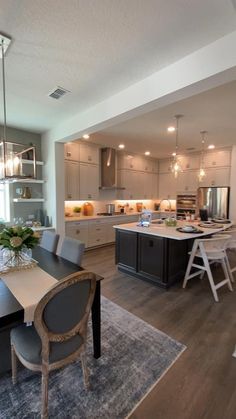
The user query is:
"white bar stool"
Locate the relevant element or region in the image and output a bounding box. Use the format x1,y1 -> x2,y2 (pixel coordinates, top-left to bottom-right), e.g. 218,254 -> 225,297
214,228 -> 236,282
183,235 -> 233,302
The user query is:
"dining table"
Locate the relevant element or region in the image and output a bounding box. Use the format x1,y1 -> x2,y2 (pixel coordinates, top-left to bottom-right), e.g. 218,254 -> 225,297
0,246 -> 103,375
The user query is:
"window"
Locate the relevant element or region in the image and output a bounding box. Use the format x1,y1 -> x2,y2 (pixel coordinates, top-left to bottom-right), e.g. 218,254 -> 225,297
0,184 -> 10,222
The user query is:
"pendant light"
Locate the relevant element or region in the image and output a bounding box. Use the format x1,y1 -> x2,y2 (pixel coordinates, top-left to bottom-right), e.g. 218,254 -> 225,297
198,130 -> 207,182
0,33 -> 36,182
171,114 -> 183,178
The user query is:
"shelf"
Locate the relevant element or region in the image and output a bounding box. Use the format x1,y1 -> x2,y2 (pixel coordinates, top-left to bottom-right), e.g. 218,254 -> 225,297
11,179 -> 45,184
13,198 -> 45,203
22,159 -> 44,166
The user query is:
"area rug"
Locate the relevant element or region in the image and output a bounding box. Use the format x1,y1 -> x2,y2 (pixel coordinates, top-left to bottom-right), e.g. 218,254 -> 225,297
0,296 -> 186,419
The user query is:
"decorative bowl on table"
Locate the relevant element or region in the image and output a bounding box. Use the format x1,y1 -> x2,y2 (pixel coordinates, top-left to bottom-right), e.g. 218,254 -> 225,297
165,218 -> 177,227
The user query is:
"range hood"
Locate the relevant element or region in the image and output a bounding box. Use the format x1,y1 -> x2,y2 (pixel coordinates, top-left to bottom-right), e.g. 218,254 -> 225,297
100,147 -> 125,190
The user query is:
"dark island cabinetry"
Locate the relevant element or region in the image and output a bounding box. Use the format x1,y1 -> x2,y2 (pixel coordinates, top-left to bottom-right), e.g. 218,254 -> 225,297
116,229 -> 191,289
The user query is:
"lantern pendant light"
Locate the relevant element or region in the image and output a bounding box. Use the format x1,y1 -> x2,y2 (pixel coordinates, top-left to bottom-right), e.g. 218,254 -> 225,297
198,131 -> 207,182
171,114 -> 183,178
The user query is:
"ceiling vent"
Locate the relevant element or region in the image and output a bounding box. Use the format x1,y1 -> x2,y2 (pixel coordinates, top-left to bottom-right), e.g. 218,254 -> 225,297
48,86 -> 70,100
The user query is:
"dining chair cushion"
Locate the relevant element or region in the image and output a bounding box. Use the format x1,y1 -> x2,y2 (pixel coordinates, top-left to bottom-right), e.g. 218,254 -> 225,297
11,325 -> 83,365
43,280 -> 90,334
40,231 -> 60,254
60,237 -> 85,265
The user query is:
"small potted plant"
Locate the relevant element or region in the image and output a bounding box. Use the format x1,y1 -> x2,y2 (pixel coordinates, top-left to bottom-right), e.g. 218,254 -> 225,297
73,206 -> 82,216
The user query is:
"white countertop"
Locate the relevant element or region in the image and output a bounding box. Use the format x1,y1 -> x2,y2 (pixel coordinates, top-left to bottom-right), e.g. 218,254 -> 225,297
113,221 -> 232,240
65,210 -> 176,222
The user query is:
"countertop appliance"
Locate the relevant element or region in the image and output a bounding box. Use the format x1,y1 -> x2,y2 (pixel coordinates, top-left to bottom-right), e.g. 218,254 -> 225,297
197,187 -> 230,219
176,194 -> 197,218
106,203 -> 115,214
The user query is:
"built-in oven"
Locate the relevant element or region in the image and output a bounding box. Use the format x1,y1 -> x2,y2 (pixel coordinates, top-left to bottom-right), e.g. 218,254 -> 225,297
176,194 -> 197,218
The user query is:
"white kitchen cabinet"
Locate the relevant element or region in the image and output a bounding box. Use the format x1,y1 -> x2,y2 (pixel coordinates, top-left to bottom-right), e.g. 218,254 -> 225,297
64,142 -> 80,161
142,158 -> 158,173
65,160 -> 80,200
88,220 -> 108,247
159,159 -> 172,173
176,170 -> 199,193
79,143 -> 99,165
79,163 -> 99,200
179,154 -> 200,170
117,153 -> 143,171
203,149 -> 231,168
199,167 -> 230,187
65,221 -> 89,247
158,173 -> 177,199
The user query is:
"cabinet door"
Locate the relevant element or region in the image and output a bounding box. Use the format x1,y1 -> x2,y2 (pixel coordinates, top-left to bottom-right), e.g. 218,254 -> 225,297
199,167 -> 230,187
79,163 -> 99,200
142,158 -> 158,173
159,173 -> 177,199
65,161 -> 80,200
179,154 -> 200,170
64,143 -> 80,161
176,170 -> 199,193
88,221 -> 107,247
65,222 -> 88,247
79,143 -> 99,164
159,159 -> 172,174
204,149 -> 231,168
116,230 -> 137,271
138,234 -> 164,283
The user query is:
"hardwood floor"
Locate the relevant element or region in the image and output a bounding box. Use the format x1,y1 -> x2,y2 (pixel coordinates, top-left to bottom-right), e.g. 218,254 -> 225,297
83,245 -> 236,419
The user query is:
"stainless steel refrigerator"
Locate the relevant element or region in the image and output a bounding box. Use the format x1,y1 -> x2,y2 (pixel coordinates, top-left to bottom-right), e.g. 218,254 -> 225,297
197,187 -> 230,219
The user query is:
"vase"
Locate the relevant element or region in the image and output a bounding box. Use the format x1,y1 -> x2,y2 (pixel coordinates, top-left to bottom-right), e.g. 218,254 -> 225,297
2,248 -> 33,270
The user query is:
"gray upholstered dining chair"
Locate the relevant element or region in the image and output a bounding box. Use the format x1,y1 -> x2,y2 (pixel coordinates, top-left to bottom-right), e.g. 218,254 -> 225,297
39,231 -> 60,254
10,271 -> 96,419
60,236 -> 85,266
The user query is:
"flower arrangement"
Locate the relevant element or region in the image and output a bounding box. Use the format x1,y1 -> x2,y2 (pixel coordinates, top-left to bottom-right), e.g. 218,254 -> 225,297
0,226 -> 40,251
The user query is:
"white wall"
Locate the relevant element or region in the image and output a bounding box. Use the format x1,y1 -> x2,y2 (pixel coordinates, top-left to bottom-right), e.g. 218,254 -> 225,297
229,145 -> 236,221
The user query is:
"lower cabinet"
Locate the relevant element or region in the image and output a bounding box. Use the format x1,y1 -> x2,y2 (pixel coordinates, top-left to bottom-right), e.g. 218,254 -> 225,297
115,230 -> 188,288
88,220 -> 108,247
65,221 -> 89,247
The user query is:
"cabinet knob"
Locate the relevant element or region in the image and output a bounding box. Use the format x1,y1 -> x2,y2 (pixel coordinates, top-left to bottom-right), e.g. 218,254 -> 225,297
68,194 -> 72,199
66,152 -> 71,157
88,194 -> 92,199
88,156 -> 92,161
76,229 -> 80,234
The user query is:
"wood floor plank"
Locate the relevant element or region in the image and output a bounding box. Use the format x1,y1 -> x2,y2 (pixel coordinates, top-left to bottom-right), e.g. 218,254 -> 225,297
83,245 -> 236,419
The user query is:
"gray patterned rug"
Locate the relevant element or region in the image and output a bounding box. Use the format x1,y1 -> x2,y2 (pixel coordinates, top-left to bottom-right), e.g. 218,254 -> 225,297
0,296 -> 186,419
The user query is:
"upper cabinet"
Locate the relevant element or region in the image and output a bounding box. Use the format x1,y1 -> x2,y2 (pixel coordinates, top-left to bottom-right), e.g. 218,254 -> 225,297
198,167 -> 230,187
64,142 -> 80,161
159,159 -> 172,173
79,163 -> 99,200
178,154 -> 200,170
79,143 -> 99,165
203,149 -> 231,168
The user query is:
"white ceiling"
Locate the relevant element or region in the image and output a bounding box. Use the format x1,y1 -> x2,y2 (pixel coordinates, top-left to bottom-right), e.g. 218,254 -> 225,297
0,0 -> 236,134
91,80 -> 236,158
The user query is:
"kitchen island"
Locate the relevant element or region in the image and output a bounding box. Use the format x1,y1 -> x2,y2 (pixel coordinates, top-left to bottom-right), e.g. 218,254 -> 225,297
114,221 -> 231,289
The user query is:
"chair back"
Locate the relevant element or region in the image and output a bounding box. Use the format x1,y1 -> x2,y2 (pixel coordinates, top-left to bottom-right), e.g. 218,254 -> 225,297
196,235 -> 231,256
34,271 -> 96,362
60,237 -> 85,265
40,231 -> 60,254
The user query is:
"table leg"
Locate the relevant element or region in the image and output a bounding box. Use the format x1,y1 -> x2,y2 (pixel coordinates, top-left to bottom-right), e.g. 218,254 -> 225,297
91,280 -> 101,359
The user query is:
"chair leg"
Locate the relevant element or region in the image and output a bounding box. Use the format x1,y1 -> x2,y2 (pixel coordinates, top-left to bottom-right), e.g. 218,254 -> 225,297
41,369 -> 49,419
183,241 -> 198,288
201,252 -> 219,302
11,344 -> 17,385
225,253 -> 234,283
81,350 -> 90,390
222,258 -> 233,292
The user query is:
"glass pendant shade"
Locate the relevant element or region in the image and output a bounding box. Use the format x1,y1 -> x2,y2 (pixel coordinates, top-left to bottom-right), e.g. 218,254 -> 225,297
198,131 -> 207,182
171,114 -> 183,178
0,34 -> 36,183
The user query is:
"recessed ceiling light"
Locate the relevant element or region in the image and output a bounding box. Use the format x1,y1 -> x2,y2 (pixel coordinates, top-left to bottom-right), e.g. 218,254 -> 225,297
167,126 -> 175,132
145,151 -> 150,156
118,144 -> 125,149
208,144 -> 215,149
83,134 -> 90,139
172,152 -> 176,156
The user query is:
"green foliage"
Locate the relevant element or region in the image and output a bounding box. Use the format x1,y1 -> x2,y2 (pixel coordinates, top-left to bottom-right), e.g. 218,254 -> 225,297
73,206 -> 81,213
0,226 -> 40,251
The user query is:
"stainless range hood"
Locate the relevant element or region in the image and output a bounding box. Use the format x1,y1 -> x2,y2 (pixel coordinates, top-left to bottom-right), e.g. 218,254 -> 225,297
99,147 -> 125,190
